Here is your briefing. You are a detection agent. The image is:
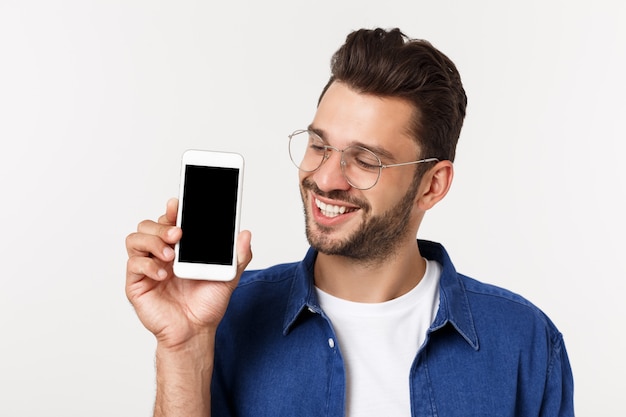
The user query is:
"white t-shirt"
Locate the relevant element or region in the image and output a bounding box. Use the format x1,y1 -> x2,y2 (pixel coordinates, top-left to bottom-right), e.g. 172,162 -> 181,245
316,259 -> 441,417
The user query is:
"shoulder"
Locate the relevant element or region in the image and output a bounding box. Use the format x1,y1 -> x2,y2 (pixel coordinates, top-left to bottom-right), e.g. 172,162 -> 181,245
461,274 -> 548,315
238,261 -> 301,287
223,262 -> 302,317
458,274 -> 563,343
460,274 -> 537,306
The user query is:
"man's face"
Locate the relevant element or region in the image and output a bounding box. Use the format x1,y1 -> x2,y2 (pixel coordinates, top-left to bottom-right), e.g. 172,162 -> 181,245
300,81 -> 424,263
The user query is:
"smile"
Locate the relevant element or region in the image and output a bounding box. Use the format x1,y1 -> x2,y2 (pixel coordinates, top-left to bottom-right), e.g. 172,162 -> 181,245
315,198 -> 357,218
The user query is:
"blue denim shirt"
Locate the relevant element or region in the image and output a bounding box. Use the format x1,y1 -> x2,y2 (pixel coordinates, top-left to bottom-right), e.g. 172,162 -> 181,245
212,240 -> 574,416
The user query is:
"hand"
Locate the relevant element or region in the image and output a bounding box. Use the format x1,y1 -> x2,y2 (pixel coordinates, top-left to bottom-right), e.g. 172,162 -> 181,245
125,198 -> 253,350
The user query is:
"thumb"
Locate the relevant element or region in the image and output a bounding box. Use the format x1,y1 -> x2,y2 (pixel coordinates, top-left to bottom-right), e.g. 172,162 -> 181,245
236,230 -> 253,273
223,230 -> 252,293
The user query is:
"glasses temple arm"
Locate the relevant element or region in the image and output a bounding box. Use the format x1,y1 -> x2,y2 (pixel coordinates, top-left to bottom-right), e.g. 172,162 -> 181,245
381,158 -> 439,169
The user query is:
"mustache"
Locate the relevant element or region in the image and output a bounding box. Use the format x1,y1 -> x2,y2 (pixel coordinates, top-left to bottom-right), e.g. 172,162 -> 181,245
301,178 -> 370,211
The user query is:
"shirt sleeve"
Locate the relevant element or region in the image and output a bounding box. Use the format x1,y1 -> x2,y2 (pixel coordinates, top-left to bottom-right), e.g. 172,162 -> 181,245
539,332 -> 575,417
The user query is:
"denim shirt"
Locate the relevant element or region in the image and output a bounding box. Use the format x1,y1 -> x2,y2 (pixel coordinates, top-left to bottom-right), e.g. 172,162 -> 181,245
212,240 -> 574,416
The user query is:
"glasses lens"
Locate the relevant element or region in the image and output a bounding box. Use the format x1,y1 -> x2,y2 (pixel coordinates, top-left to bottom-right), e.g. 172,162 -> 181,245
289,130 -> 325,172
342,146 -> 382,190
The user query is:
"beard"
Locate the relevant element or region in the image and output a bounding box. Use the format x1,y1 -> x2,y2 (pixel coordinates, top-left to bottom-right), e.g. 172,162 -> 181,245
300,176 -> 420,264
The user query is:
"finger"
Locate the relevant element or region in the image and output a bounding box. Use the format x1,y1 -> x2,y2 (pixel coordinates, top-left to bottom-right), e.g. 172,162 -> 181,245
126,231 -> 178,261
137,219 -> 182,245
165,198 -> 179,224
159,198 -> 178,226
157,198 -> 179,225
126,254 -> 171,283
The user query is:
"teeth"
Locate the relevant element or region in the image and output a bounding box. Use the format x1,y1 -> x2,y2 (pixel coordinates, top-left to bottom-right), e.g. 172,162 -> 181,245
315,198 -> 349,218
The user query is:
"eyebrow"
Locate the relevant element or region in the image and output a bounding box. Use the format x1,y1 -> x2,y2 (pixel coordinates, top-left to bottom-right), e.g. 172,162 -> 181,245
307,124 -> 398,162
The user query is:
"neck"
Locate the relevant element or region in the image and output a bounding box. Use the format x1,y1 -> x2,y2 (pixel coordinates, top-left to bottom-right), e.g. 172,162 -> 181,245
314,240 -> 425,303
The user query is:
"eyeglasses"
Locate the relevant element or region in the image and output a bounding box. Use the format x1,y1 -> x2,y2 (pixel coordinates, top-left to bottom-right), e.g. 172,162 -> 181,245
288,129 -> 439,190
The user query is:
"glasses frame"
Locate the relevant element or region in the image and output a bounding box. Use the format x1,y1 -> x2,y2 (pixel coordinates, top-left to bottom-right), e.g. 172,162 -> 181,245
288,129 -> 439,190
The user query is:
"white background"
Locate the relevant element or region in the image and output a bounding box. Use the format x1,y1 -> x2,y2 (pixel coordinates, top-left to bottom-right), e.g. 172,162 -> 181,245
1,0 -> 624,415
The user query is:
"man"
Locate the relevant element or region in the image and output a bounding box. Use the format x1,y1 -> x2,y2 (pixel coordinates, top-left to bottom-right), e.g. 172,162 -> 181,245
126,28 -> 574,416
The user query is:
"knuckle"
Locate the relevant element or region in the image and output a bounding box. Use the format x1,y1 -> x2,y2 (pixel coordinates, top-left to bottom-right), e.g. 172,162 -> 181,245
126,255 -> 141,272
137,219 -> 153,231
128,255 -> 155,279
125,232 -> 137,248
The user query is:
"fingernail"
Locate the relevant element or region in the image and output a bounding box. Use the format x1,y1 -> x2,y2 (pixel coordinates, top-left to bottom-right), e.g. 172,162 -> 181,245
163,246 -> 174,259
157,269 -> 167,279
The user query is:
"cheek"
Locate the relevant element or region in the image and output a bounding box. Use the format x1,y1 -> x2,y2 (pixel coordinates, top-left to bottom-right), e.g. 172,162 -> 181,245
298,170 -> 310,186
370,175 -> 415,211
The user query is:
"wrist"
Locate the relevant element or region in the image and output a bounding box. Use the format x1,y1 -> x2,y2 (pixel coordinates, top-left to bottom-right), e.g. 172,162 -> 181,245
155,322 -> 217,351
154,332 -> 216,417
156,330 -> 215,362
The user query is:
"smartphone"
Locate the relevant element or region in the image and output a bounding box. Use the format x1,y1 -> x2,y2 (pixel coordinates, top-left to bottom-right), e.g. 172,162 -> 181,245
173,150 -> 244,280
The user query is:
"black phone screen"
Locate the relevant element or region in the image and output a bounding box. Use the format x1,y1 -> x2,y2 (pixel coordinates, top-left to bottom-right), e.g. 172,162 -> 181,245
178,165 -> 240,265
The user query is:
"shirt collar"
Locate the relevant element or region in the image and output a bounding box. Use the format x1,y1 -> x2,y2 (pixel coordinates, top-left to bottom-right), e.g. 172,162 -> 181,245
283,247 -> 319,334
282,240 -> 479,350
420,240 -> 479,350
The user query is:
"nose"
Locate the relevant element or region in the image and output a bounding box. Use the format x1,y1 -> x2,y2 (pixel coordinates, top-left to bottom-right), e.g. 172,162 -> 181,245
310,149 -> 352,192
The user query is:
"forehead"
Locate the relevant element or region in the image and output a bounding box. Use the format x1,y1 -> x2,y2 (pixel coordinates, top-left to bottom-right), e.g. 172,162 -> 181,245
311,82 -> 418,154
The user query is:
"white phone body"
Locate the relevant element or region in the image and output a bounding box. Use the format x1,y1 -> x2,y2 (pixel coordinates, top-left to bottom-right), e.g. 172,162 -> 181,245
173,149 -> 244,281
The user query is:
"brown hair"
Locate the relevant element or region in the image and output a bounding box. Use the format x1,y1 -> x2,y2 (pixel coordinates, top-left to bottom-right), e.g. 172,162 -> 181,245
319,28 -> 467,162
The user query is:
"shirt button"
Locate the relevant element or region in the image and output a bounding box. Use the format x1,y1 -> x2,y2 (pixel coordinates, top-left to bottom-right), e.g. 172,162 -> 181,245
328,338 -> 335,348
307,307 -> 316,313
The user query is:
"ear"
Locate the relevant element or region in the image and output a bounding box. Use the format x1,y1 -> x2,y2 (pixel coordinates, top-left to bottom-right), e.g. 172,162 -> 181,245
416,161 -> 454,211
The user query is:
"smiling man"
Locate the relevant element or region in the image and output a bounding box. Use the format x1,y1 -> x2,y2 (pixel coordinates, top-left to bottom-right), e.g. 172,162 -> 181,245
125,28 -> 574,417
